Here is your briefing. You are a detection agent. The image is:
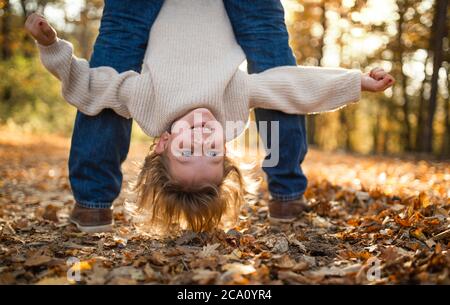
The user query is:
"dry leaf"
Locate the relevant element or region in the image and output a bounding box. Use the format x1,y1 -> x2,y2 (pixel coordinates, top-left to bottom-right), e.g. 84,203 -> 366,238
222,263 -> 256,275
198,243 -> 220,258
42,204 -> 59,222
36,277 -> 70,285
192,269 -> 219,284
24,255 -> 52,267
1,130 -> 449,285
147,252 -> 169,266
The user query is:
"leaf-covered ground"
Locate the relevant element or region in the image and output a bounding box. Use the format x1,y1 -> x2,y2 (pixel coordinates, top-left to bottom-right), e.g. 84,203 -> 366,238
0,130 -> 449,285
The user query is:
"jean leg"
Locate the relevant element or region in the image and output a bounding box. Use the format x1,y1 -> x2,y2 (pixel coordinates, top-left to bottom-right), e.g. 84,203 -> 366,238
224,0 -> 308,200
69,0 -> 164,208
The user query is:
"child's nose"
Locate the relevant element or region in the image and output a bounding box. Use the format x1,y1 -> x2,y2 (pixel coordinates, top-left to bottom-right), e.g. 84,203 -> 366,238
193,129 -> 210,141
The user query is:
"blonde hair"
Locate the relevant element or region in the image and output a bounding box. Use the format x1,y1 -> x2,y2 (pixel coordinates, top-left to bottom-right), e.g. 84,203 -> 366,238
127,143 -> 255,233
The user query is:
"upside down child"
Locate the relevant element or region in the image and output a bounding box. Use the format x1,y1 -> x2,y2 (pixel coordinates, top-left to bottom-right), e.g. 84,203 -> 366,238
25,0 -> 394,233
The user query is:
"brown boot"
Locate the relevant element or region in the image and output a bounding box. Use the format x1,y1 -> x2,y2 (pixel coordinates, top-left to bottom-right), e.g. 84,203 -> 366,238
69,203 -> 113,233
268,196 -> 310,224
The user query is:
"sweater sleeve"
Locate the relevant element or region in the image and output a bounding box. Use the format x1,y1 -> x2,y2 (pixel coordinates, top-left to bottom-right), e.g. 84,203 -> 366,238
38,39 -> 138,118
248,65 -> 362,114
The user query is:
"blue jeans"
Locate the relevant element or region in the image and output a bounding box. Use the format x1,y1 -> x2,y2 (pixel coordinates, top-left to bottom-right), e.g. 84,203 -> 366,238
224,0 -> 308,201
69,0 -> 308,208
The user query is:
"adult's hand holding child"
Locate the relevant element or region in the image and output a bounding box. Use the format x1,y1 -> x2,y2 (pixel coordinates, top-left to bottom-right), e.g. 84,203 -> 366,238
25,13 -> 57,46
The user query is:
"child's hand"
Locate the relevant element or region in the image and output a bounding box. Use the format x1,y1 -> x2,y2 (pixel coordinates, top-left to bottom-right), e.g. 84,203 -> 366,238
25,13 -> 57,46
361,68 -> 395,92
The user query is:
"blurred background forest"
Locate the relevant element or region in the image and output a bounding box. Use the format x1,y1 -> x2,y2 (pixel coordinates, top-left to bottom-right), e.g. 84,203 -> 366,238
0,0 -> 449,158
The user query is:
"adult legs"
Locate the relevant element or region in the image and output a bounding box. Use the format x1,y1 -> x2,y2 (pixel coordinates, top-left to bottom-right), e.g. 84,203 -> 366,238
224,0 -> 308,201
69,0 -> 164,208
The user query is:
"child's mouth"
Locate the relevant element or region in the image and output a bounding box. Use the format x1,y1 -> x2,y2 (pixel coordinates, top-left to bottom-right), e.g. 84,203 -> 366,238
170,107 -> 218,133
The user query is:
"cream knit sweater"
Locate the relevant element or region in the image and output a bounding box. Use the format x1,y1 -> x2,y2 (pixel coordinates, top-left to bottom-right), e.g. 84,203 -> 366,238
38,0 -> 361,141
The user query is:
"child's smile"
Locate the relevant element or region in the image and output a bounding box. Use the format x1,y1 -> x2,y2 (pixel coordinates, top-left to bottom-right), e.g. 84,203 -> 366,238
155,108 -> 226,189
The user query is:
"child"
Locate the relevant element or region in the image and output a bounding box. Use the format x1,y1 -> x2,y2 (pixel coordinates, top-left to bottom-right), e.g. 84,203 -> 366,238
25,0 -> 394,232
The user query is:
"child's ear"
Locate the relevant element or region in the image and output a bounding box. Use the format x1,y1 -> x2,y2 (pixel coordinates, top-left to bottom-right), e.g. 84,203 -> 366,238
155,132 -> 170,154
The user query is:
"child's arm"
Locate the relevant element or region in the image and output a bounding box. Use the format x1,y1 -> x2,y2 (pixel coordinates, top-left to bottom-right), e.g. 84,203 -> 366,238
247,65 -> 394,114
25,13 -> 137,118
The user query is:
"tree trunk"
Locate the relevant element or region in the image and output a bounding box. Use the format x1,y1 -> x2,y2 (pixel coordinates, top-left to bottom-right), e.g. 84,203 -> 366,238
318,0 -> 327,67
19,0 -> 27,16
307,116 -> 316,145
79,6 -> 91,59
19,0 -> 36,58
442,98 -> 450,159
373,111 -> 380,154
395,0 -> 412,151
339,110 -> 352,151
415,53 -> 431,152
423,0 -> 448,153
441,66 -> 450,158
307,0 -> 327,146
1,0 -> 12,60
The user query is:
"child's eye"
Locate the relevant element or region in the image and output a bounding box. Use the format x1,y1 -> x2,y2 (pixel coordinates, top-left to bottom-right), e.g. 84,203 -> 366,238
206,151 -> 219,157
181,150 -> 192,157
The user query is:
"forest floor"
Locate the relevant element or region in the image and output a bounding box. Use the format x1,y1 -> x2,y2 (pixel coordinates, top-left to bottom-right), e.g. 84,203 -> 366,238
0,129 -> 449,285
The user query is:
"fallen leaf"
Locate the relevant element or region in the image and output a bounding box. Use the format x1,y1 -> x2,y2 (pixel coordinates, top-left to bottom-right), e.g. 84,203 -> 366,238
147,252 -> 169,266
379,246 -> 401,262
278,271 -> 310,284
264,235 -> 289,253
113,235 -> 128,248
108,266 -> 145,282
192,269 -> 219,284
42,204 -> 59,222
198,243 -> 220,258
24,255 -> 53,267
36,277 -> 70,285
222,263 -> 256,275
432,229 -> 450,241
224,248 -> 243,260
143,263 -> 158,281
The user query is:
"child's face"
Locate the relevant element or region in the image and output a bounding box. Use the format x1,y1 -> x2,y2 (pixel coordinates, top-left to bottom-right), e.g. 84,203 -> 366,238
155,108 -> 225,189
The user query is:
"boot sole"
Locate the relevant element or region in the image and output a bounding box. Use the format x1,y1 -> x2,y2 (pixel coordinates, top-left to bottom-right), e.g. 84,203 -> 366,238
268,215 -> 296,224
69,218 -> 113,233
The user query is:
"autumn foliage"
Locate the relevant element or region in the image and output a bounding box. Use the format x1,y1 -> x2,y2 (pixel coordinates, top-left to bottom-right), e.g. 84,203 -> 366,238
0,130 -> 448,284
